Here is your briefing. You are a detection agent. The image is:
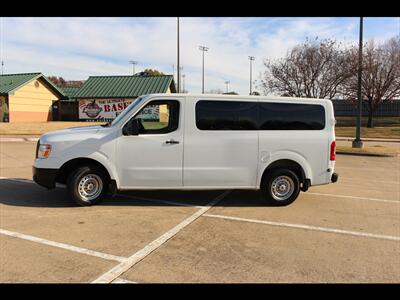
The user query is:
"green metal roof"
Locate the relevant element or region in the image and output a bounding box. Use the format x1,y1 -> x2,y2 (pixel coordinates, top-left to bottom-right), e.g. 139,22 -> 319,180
60,86 -> 81,98
73,75 -> 176,99
0,72 -> 66,97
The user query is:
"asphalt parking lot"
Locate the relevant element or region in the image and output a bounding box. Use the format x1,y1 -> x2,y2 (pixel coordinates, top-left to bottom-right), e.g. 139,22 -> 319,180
0,141 -> 399,283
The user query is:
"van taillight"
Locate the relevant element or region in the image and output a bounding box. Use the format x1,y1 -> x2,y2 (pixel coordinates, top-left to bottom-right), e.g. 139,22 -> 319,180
330,141 -> 336,161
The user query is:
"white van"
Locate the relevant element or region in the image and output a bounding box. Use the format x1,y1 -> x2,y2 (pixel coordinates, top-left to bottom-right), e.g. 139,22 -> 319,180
33,94 -> 338,206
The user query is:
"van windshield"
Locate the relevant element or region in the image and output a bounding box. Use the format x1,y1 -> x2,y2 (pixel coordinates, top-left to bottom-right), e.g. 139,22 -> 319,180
110,96 -> 145,127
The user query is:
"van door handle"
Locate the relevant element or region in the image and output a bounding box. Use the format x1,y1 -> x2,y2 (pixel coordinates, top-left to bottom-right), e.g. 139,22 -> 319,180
165,139 -> 180,144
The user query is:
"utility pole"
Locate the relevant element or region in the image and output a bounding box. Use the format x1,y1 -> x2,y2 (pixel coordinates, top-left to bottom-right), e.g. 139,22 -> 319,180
172,64 -> 175,84
225,81 -> 230,93
129,61 -> 138,75
199,45 -> 209,94
179,66 -> 183,92
177,17 -> 180,93
178,66 -> 183,92
0,17 -> 3,75
352,17 -> 364,149
248,56 -> 255,95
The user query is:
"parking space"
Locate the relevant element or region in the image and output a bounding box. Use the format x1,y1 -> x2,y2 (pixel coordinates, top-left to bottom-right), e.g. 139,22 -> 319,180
208,191 -> 400,237
120,217 -> 400,283
0,141 -> 399,283
0,235 -> 115,283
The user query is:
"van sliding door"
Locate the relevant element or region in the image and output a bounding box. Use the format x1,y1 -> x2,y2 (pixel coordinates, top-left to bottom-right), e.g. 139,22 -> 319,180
183,99 -> 258,188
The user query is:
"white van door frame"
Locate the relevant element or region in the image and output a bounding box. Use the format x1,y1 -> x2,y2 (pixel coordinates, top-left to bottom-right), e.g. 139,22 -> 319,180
115,97 -> 185,189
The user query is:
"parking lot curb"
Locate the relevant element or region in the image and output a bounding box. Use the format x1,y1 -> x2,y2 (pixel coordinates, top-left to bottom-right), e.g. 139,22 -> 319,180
0,137 -> 39,142
337,151 -> 398,157
337,137 -> 400,143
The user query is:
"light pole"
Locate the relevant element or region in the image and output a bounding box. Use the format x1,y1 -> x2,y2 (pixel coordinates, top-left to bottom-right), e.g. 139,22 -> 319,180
248,56 -> 255,95
352,17 -> 364,149
179,66 -> 183,92
182,74 -> 186,93
1,61 -> 3,75
199,45 -> 209,94
177,17 -> 180,93
129,61 -> 138,75
225,81 -> 230,93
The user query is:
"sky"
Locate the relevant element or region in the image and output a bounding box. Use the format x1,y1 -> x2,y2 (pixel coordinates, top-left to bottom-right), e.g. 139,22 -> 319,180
0,17 -> 399,95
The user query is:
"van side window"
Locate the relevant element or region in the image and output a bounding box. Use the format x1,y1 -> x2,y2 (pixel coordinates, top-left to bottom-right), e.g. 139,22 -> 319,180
259,103 -> 325,130
196,100 -> 258,130
133,100 -> 180,134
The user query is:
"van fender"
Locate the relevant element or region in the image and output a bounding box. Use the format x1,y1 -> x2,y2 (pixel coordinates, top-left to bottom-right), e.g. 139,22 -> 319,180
85,152 -> 120,185
257,150 -> 313,187
58,149 -> 120,187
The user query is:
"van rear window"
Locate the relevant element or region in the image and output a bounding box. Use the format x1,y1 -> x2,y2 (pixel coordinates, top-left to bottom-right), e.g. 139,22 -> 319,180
196,100 -> 325,130
259,103 -> 325,130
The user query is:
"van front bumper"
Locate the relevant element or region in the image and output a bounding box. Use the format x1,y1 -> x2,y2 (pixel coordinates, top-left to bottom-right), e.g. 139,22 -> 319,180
33,166 -> 58,189
331,172 -> 339,183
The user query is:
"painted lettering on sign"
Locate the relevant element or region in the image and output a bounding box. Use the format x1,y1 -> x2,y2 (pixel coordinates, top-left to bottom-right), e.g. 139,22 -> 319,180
79,99 -> 134,121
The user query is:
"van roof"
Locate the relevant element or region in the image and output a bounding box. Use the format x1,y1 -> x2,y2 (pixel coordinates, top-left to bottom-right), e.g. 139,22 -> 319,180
143,93 -> 331,104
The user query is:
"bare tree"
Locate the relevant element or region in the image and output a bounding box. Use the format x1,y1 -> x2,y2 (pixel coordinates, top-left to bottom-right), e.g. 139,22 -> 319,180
341,36 -> 400,127
261,38 -> 351,99
48,76 -> 83,87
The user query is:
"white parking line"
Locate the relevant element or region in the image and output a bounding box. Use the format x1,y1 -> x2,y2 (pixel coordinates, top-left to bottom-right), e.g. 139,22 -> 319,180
203,214 -> 400,242
307,192 -> 399,204
92,190 -> 231,284
112,278 -> 139,284
341,177 -> 400,185
0,228 -> 127,262
117,194 -> 203,208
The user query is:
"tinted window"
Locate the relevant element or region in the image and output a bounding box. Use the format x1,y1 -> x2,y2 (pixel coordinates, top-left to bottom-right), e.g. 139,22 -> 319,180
259,103 -> 325,130
196,100 -> 258,130
127,100 -> 180,134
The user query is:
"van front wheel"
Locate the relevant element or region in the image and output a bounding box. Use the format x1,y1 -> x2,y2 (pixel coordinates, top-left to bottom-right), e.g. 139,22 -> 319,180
261,169 -> 300,206
67,166 -> 108,206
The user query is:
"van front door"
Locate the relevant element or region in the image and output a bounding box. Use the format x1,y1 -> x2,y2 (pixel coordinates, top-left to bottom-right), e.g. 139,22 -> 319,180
116,99 -> 183,188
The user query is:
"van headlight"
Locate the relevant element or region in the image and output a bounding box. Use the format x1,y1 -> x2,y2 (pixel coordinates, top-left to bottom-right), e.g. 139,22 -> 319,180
37,144 -> 52,159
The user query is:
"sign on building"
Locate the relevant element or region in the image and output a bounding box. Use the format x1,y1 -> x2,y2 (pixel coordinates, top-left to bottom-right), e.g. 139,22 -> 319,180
79,99 -> 134,121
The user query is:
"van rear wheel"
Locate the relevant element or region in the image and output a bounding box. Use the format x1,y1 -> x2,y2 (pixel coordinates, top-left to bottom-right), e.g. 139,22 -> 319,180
67,166 -> 108,206
261,169 -> 300,206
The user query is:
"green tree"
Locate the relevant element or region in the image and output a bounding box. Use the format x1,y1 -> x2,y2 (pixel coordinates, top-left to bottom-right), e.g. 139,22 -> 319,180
140,69 -> 165,76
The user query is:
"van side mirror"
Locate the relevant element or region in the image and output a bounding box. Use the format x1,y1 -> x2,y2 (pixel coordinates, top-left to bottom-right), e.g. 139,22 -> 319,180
122,118 -> 140,136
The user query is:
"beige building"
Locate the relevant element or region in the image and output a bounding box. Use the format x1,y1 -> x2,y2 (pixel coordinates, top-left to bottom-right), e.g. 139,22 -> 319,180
0,73 -> 65,122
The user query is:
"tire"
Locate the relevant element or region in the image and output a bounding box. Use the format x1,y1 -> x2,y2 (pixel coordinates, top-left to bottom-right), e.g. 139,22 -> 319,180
261,169 -> 300,206
67,165 -> 108,206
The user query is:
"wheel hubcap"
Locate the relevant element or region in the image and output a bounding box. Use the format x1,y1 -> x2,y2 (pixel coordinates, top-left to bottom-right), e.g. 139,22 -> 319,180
271,175 -> 294,201
78,174 -> 103,201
